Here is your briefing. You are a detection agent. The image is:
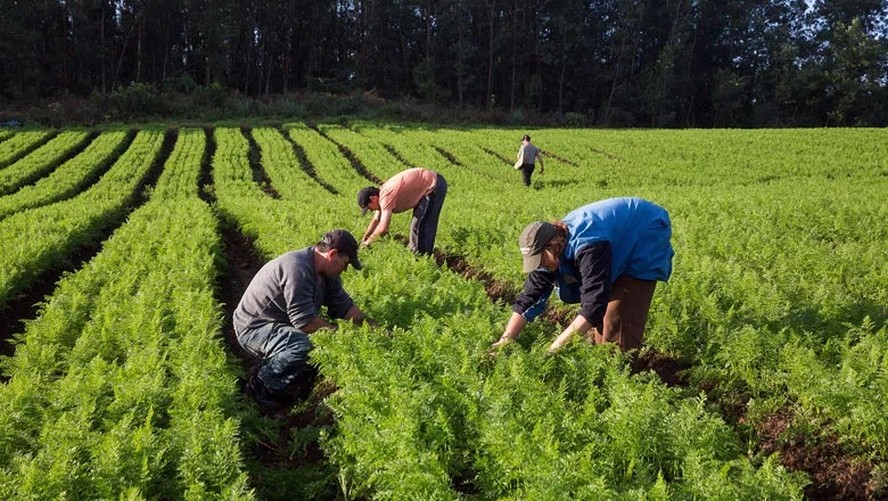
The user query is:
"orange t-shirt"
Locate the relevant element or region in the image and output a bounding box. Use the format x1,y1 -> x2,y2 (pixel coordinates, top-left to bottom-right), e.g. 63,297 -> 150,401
379,168 -> 438,213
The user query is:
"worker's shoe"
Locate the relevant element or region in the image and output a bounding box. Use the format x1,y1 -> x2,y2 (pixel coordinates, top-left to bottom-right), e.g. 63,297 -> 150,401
287,365 -> 319,401
245,372 -> 293,415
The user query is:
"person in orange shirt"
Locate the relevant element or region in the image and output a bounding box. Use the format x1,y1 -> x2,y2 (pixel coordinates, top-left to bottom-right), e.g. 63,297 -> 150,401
357,167 -> 448,255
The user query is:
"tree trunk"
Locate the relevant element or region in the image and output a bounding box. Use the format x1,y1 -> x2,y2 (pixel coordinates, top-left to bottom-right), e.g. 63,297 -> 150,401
101,3 -> 106,94
359,0 -> 368,90
136,10 -> 144,82
486,1 -> 495,110
457,7 -> 464,107
509,0 -> 516,111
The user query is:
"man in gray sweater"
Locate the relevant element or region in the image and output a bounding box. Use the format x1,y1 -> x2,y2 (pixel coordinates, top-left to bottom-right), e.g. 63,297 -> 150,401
515,134 -> 544,187
234,229 -> 373,411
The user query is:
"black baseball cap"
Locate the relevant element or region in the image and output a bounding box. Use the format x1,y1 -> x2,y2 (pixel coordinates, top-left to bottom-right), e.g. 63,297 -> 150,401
518,221 -> 556,272
357,187 -> 379,216
321,229 -> 363,269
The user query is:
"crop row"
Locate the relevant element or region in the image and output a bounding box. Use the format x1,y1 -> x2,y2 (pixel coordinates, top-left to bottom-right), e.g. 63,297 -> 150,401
0,129 -> 253,498
0,130 -> 164,309
0,130 -> 91,196
0,131 -> 52,168
0,131 -> 131,219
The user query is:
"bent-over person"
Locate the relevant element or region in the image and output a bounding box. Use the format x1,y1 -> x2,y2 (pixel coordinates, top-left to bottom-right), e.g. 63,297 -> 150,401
492,197 -> 674,353
357,167 -> 447,255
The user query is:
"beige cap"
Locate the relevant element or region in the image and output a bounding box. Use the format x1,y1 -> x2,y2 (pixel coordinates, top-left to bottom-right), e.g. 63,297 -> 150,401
518,221 -> 556,272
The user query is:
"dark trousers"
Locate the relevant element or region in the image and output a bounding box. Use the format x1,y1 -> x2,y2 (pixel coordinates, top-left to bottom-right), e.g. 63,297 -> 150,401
409,174 -> 447,254
236,323 -> 314,393
587,275 -> 657,351
519,164 -> 535,186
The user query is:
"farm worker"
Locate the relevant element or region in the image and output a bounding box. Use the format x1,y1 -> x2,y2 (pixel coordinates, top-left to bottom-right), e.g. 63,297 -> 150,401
357,167 -> 448,255
514,134 -> 544,187
492,197 -> 674,353
234,229 -> 373,411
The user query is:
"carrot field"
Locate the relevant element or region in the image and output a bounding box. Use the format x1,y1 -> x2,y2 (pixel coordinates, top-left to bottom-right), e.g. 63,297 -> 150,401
0,124 -> 886,499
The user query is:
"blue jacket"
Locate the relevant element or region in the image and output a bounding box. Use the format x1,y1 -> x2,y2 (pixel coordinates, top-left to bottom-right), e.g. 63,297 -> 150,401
515,197 -> 674,323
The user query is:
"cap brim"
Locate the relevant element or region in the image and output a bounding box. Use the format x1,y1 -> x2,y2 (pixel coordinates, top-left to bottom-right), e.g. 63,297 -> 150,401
522,252 -> 543,273
360,206 -> 368,216
350,256 -> 363,270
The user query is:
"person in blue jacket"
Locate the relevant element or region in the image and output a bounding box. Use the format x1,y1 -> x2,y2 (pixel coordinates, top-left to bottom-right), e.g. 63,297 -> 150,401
492,197 -> 674,353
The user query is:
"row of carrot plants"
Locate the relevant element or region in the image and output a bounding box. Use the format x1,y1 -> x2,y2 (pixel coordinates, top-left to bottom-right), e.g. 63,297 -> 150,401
0,129 -> 165,309
0,129 -> 253,498
449,126 -> 888,464
213,126 -> 806,498
0,130 -> 90,196
0,131 -> 131,219
1,124 -> 881,496
0,130 -> 52,168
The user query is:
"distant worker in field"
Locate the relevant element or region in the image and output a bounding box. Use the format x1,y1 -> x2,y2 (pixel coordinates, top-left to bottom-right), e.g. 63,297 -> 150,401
492,197 -> 674,353
357,167 -> 448,255
235,229 -> 374,412
514,134 -> 544,187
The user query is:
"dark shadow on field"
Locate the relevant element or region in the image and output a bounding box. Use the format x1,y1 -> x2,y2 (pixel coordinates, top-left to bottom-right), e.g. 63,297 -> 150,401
280,127 -> 339,195
480,146 -> 512,165
541,150 -> 580,167
380,143 -> 413,169
242,127 -> 282,199
784,297 -> 887,349
534,178 -> 579,190
310,124 -> 384,185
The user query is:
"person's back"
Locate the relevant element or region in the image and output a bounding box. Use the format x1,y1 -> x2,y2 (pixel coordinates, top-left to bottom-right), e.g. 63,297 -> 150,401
357,167 -> 448,255
563,197 -> 673,283
515,134 -> 543,186
378,167 -> 439,213
234,230 -> 368,413
518,142 -> 540,165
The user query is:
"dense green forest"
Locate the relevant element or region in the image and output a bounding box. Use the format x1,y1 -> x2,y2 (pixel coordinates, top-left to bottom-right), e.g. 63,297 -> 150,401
1,0 -> 887,126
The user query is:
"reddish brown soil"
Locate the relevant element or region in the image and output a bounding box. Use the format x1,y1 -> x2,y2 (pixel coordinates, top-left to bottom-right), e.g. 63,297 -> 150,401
757,409 -> 882,500
430,246 -> 517,305
628,349 -> 690,387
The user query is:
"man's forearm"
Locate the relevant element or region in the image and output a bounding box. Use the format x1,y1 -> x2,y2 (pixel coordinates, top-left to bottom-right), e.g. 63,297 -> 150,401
362,219 -> 379,242
549,315 -> 592,351
502,312 -> 527,340
344,305 -> 376,326
300,317 -> 337,333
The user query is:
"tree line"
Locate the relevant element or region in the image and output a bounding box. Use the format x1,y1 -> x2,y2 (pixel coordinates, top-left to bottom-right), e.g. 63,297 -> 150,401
1,0 -> 886,127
